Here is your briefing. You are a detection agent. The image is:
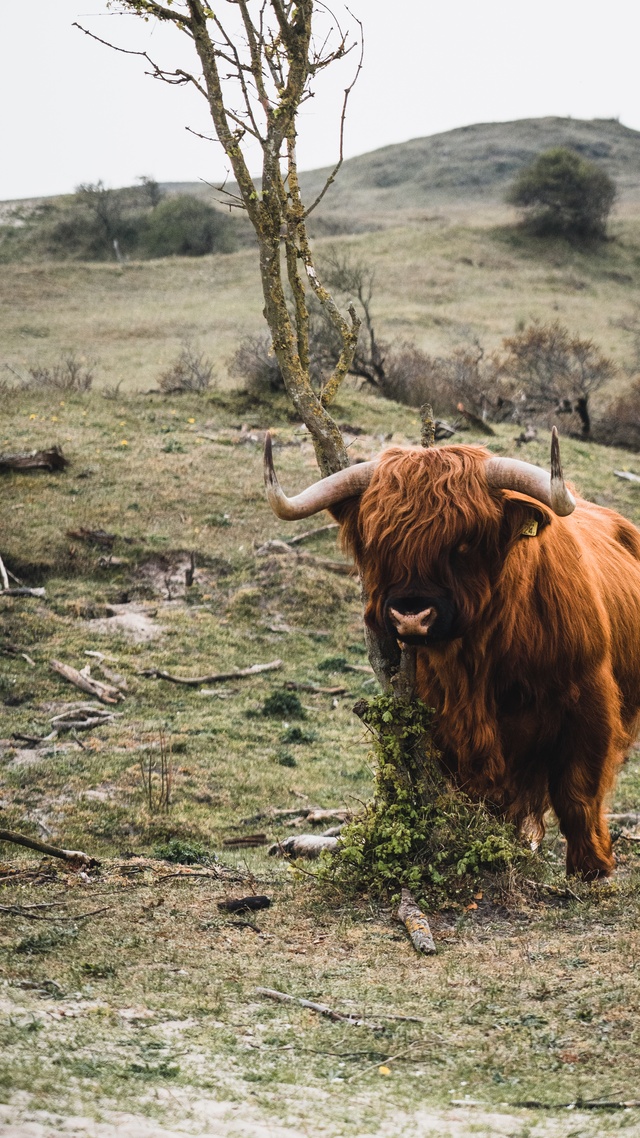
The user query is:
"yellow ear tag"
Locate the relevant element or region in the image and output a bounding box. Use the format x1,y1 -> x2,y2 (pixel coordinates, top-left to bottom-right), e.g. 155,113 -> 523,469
521,519 -> 539,537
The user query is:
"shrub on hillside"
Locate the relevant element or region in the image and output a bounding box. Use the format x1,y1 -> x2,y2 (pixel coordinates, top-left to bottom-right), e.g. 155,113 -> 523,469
6,351 -> 95,393
158,343 -> 215,394
141,196 -> 236,258
229,333 -> 283,396
501,320 -> 616,437
506,147 -> 616,240
594,377 -> 640,451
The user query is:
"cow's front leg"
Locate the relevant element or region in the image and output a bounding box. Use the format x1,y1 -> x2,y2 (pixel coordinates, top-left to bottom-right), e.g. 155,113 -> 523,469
547,670 -> 621,879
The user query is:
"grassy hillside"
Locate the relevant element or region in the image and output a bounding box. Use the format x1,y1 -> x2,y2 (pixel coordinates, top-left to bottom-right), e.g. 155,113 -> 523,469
2,214 -> 640,395
1,384 -> 640,1136
167,117 -> 640,229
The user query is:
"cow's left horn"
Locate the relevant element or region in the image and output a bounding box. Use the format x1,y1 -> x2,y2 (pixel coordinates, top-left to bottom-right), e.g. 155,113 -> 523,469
264,432 -> 376,520
485,427 -> 576,516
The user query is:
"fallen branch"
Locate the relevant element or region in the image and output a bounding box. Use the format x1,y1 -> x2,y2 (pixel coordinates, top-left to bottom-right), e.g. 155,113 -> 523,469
618,830 -> 640,844
256,986 -> 379,1028
456,403 -> 496,435
142,659 -> 282,686
0,827 -> 99,867
285,523 -> 339,546
1,588 -> 46,598
285,681 -> 348,695
300,808 -> 350,825
0,904 -> 109,921
50,660 -> 124,705
0,554 -> 8,591
268,834 -> 339,858
607,812 -> 640,826
522,878 -> 582,901
0,446 -> 69,473
222,834 -> 268,848
396,888 -> 436,956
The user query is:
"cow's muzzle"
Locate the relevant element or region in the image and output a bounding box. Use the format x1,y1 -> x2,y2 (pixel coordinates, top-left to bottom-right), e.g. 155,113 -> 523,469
384,593 -> 457,645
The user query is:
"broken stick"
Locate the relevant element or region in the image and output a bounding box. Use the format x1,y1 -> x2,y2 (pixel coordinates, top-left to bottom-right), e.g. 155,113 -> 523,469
268,834 -> 339,858
396,888 -> 436,956
0,827 -> 99,867
255,986 -> 378,1027
50,660 -> 124,705
142,659 -> 282,686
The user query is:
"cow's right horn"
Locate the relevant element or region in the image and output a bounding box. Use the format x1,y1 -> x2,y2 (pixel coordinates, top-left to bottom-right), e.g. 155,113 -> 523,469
264,432 -> 376,520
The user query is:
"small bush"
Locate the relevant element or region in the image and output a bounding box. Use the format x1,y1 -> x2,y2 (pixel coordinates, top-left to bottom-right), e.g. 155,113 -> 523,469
261,690 -> 306,719
276,751 -> 297,767
18,351 -> 94,393
595,376 -> 640,451
152,837 -> 215,864
229,333 -> 284,396
281,725 -> 317,744
318,656 -> 349,672
141,195 -> 236,258
318,695 -> 533,907
506,147 -> 616,240
159,342 -> 215,394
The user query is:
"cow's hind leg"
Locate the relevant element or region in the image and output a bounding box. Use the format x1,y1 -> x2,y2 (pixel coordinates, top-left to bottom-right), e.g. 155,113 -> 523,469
547,673 -> 621,880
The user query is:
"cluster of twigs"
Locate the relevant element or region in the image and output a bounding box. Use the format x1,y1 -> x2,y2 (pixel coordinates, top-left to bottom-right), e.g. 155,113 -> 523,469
139,729 -> 173,813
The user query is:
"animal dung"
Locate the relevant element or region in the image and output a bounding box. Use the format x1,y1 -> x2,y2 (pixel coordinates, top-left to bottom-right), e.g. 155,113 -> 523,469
217,895 -> 271,913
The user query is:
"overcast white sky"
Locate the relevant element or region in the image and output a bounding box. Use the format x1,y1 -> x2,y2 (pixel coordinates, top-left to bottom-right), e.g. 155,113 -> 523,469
2,0 -> 640,201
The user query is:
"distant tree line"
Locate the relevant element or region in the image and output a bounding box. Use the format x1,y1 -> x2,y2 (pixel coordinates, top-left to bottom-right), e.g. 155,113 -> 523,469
0,178 -> 238,263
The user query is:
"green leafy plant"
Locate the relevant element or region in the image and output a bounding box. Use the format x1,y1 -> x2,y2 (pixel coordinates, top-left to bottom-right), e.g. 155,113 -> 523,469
320,694 -> 532,906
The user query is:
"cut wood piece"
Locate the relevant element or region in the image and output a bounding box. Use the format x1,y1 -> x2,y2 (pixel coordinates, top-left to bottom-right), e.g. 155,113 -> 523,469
217,895 -> 271,913
0,446 -> 69,473
396,888 -> 436,956
49,660 -> 125,705
268,834 -> 339,858
0,827 -> 99,867
142,659 -> 282,686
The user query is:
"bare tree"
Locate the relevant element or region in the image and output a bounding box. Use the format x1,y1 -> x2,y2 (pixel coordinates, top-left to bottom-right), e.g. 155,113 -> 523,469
77,2 -> 362,476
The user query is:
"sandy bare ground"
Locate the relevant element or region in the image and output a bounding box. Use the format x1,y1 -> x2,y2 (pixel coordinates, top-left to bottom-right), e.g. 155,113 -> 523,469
3,1097 -> 640,1138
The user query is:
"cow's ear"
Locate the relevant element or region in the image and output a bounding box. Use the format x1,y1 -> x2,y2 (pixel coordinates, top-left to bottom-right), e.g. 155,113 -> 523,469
500,493 -> 551,547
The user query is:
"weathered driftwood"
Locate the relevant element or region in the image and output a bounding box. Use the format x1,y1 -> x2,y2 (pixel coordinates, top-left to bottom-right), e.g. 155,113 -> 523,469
218,895 -> 271,913
49,660 -> 124,705
0,827 -> 99,867
0,446 -> 69,473
142,659 -> 282,685
396,888 -> 437,956
613,470 -> 640,483
255,986 -> 377,1027
268,834 -> 339,858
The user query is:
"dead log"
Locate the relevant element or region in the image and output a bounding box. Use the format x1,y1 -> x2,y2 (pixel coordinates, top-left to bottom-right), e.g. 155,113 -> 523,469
268,834 -> 339,858
0,446 -> 69,473
50,660 -> 124,705
0,827 -> 99,867
456,403 -> 496,436
396,888 -> 436,956
142,659 -> 282,686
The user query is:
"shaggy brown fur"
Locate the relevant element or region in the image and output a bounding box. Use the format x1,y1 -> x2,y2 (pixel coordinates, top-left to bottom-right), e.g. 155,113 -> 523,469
335,445 -> 640,879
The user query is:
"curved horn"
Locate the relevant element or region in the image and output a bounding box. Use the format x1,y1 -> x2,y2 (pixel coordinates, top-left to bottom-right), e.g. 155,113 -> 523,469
485,426 -> 576,516
264,432 -> 376,521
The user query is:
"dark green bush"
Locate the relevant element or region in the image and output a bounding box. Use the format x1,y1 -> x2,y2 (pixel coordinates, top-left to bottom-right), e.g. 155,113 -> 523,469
141,195 -> 236,258
506,147 -> 616,239
261,690 -> 306,719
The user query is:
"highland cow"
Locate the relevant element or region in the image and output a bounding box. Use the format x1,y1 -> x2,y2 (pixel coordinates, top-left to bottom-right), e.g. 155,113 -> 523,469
264,430 -> 640,879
